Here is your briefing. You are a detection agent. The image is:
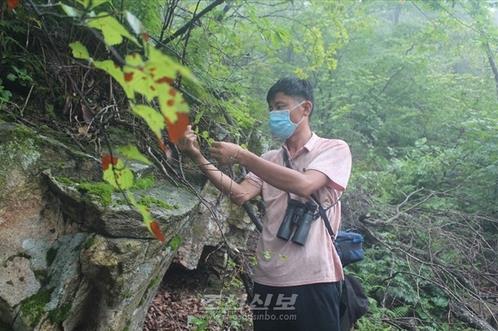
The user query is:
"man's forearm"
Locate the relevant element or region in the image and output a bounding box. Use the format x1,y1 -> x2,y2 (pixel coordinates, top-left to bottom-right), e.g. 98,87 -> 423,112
192,153 -> 245,201
237,149 -> 310,197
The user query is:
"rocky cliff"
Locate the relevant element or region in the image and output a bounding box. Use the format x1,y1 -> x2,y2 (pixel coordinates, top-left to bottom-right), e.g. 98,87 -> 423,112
0,122 -> 254,331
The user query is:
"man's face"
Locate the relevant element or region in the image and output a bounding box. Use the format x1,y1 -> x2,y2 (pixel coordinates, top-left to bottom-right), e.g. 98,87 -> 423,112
269,92 -> 308,124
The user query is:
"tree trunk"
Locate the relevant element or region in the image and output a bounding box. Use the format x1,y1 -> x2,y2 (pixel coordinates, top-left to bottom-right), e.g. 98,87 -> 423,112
483,41 -> 498,100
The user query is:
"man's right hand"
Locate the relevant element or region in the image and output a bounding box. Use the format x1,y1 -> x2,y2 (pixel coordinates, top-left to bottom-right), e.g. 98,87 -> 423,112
178,125 -> 201,159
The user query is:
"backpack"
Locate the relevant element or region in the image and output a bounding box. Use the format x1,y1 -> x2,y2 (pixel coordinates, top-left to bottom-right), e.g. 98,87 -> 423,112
340,274 -> 370,331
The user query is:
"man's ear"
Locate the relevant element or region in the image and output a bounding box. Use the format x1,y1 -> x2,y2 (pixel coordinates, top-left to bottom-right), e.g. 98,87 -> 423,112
303,101 -> 313,116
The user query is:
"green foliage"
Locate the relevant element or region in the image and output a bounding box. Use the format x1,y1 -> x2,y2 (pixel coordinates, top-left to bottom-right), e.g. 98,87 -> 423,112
56,177 -> 114,206
86,12 -> 138,46
69,41 -> 90,60
130,104 -> 164,139
349,247 -> 476,331
0,79 -> 12,103
117,145 -> 152,165
137,195 -> 176,210
188,257 -> 250,330
188,315 -> 208,331
48,303 -> 72,324
2,1 -> 496,329
6,65 -> 33,85
58,0 -> 202,240
134,174 -> 156,190
20,289 -> 52,327
102,158 -> 134,190
0,16 -> 40,107
200,293 -> 248,330
168,234 -> 182,251
78,181 -> 114,206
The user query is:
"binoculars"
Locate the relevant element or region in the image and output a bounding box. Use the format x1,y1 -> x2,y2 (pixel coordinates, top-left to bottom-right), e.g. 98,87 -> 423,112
277,199 -> 318,245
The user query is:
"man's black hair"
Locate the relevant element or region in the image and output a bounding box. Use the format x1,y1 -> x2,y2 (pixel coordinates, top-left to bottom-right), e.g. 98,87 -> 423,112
266,77 -> 314,115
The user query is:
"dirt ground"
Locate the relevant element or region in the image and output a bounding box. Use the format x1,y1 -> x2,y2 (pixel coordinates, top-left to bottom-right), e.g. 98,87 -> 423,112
143,262 -> 253,331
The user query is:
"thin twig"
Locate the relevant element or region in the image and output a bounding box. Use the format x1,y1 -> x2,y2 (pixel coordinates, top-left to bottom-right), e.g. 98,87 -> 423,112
20,85 -> 34,117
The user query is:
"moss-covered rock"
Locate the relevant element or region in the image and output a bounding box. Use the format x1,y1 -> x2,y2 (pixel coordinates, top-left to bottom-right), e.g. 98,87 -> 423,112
47,303 -> 71,324
0,124 -> 40,201
19,289 -> 52,327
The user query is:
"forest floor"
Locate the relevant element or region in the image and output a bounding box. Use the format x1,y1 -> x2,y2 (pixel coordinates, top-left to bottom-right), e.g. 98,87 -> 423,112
144,233 -> 259,331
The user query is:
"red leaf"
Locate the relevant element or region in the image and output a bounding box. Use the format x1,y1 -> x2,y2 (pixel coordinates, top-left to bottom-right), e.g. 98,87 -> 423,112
7,0 -> 19,10
155,76 -> 174,85
142,32 -> 150,42
124,72 -> 134,82
101,154 -> 118,170
150,221 -> 165,242
166,113 -> 189,144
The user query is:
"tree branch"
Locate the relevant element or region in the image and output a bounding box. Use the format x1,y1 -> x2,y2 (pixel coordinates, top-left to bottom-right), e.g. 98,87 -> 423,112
161,0 -> 225,44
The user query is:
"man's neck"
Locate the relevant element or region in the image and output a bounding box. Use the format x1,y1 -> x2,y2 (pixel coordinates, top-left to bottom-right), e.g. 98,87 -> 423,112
285,125 -> 312,156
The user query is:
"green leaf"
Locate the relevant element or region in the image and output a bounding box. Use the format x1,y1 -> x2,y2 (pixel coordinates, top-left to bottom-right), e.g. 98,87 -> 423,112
89,0 -> 109,9
147,45 -> 198,85
69,41 -> 90,60
102,159 -> 134,190
158,85 -> 189,122
131,104 -> 165,139
168,234 -> 182,250
126,11 -> 143,35
94,60 -> 133,98
86,12 -> 138,46
123,53 -> 156,101
136,203 -> 152,222
82,0 -> 108,9
117,145 -> 152,165
60,3 -> 82,18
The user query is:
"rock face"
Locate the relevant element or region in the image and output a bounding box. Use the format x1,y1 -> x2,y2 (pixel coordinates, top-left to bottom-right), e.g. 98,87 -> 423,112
0,123 -> 253,331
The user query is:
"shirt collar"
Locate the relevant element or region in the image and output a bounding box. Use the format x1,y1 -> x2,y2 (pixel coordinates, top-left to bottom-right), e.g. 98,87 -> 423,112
303,132 -> 319,152
282,132 -> 319,158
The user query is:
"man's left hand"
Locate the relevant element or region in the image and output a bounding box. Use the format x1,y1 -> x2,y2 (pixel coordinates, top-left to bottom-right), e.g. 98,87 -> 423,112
210,142 -> 242,165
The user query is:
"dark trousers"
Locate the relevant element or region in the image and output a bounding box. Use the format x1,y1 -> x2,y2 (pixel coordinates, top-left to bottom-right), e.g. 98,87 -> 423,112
251,281 -> 341,331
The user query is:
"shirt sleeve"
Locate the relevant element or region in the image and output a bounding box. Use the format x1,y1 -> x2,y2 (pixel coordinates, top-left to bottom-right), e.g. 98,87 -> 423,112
243,150 -> 273,189
244,171 -> 263,189
306,140 -> 352,191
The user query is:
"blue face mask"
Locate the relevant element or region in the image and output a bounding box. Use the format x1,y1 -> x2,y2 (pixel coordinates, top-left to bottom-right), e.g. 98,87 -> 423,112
269,101 -> 305,140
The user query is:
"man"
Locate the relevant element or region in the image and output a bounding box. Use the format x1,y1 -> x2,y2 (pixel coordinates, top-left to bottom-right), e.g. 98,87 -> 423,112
179,77 -> 352,331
